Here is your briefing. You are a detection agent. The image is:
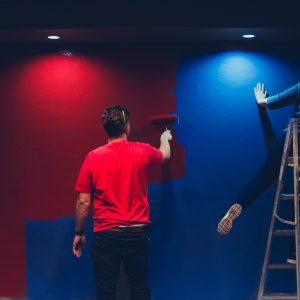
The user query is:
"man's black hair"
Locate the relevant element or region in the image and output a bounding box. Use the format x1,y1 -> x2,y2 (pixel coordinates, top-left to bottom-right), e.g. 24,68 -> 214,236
101,105 -> 130,137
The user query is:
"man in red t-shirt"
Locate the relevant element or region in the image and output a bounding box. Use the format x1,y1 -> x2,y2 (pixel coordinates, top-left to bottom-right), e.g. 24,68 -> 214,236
73,105 -> 172,300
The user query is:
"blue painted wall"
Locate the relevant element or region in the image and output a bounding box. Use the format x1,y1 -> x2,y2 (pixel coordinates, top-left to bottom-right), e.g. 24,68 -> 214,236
26,45 -> 300,300
149,47 -> 300,300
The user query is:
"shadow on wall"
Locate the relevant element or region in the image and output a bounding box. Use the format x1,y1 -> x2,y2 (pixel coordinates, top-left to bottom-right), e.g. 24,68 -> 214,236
257,105 -> 276,149
149,169 -> 176,275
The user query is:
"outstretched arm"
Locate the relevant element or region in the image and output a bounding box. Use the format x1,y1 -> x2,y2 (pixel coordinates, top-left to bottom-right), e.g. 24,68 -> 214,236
254,82 -> 300,109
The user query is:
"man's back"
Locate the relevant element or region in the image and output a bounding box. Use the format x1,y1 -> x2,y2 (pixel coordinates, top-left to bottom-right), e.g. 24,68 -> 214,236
75,140 -> 163,231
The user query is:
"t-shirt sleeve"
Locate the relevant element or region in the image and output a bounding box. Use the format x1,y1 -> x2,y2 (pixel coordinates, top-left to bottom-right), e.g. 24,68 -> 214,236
267,82 -> 300,109
75,152 -> 94,193
144,143 -> 163,165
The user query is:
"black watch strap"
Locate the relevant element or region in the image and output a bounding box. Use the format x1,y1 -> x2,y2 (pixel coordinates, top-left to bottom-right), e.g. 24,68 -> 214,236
75,230 -> 84,236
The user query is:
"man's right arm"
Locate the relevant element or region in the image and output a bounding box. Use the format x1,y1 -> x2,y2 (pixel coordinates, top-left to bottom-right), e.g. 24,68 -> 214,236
159,129 -> 172,161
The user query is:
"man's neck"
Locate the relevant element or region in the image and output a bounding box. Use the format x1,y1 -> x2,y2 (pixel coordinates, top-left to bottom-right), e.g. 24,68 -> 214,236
108,134 -> 128,144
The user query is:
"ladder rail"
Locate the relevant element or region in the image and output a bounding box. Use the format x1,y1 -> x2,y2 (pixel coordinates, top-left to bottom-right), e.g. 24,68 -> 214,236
292,120 -> 300,299
257,121 -> 294,300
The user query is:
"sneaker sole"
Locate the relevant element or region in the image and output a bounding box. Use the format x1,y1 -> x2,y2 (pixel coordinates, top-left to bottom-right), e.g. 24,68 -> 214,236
217,204 -> 242,235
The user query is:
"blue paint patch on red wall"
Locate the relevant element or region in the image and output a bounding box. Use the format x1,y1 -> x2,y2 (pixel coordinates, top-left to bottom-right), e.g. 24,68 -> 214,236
26,218 -> 95,300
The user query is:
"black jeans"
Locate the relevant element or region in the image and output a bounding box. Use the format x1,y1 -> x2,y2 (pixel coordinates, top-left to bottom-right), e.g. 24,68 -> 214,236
92,226 -> 151,300
235,133 -> 286,209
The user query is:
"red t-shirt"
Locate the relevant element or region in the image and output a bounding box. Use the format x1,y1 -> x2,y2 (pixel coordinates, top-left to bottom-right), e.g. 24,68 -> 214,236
75,140 -> 163,232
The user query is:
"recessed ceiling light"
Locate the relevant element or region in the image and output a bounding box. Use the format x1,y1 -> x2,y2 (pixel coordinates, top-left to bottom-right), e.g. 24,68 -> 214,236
48,35 -> 60,40
242,34 -> 255,39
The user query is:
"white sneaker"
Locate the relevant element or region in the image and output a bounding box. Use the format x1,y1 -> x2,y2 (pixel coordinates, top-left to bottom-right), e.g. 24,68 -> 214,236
217,204 -> 242,235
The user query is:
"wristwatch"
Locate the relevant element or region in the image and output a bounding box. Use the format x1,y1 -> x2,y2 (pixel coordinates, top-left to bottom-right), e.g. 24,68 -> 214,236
75,229 -> 84,236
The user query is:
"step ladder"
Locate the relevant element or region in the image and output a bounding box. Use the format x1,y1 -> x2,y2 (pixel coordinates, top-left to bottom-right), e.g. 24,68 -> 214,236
257,118 -> 300,300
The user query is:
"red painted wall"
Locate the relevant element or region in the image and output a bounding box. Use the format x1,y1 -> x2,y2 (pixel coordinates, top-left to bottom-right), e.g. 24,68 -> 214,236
0,46 -> 185,296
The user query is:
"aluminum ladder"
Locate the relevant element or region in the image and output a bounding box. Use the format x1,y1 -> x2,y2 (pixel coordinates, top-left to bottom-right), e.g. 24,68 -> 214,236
257,118 -> 300,300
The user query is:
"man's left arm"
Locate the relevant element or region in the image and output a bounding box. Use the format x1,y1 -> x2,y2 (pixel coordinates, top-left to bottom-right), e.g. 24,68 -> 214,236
73,192 -> 92,258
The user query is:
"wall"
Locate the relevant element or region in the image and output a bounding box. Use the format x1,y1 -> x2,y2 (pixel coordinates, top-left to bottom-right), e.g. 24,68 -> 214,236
0,46 -> 184,298
149,46 -> 300,300
0,43 -> 299,299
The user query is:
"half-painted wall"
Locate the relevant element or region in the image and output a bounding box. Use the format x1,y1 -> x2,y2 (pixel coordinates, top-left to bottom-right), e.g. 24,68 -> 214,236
1,44 -> 299,300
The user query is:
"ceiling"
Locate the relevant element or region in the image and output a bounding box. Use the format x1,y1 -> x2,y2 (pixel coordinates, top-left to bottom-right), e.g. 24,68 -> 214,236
1,28 -> 300,44
1,1 -> 300,44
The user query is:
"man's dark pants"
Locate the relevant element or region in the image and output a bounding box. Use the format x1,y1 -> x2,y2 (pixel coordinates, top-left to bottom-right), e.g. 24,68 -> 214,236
92,226 -> 151,300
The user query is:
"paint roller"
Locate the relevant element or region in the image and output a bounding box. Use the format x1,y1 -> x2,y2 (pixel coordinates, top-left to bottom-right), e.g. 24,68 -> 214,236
149,113 -> 179,130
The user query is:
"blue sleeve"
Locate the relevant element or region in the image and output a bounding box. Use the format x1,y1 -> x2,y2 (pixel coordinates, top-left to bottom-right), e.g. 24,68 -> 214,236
267,82 -> 300,109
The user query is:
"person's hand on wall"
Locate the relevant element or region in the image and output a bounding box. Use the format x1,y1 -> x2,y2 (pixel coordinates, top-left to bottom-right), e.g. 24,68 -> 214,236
73,234 -> 86,258
254,82 -> 268,108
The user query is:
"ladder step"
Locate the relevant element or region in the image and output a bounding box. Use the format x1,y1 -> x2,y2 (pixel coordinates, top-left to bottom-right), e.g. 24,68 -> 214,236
287,157 -> 300,166
273,229 -> 295,236
268,264 -> 296,270
279,194 -> 300,200
262,294 -> 297,299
